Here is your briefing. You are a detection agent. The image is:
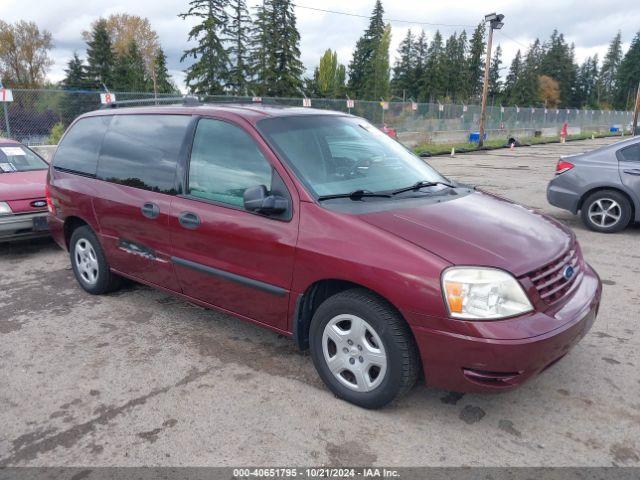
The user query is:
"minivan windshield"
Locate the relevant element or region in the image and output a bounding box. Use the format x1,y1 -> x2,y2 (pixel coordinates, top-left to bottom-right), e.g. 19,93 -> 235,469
257,115 -> 449,198
0,144 -> 48,173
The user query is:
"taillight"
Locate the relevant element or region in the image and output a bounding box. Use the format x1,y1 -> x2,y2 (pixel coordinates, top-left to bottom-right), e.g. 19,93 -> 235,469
45,183 -> 56,215
555,160 -> 574,175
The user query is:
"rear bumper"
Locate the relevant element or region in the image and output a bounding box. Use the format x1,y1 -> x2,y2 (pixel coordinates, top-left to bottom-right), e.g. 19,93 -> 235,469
411,263 -> 601,393
0,211 -> 49,242
547,180 -> 580,214
48,214 -> 67,251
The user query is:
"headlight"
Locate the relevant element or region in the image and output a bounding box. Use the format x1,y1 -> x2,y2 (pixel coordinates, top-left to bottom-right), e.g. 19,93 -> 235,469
0,201 -> 13,216
442,267 -> 533,320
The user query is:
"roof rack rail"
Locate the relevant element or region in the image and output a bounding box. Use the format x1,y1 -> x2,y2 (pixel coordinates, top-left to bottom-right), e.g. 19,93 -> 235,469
100,95 -> 203,109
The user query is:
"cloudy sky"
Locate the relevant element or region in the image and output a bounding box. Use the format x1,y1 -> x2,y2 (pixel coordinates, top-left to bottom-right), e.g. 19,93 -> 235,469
3,0 -> 640,91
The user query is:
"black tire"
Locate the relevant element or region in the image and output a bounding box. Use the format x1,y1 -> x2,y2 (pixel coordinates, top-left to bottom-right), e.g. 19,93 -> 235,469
309,288 -> 419,409
581,190 -> 632,233
69,225 -> 121,294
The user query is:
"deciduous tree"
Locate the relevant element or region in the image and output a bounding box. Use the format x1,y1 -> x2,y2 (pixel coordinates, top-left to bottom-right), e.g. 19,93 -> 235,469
0,20 -> 53,88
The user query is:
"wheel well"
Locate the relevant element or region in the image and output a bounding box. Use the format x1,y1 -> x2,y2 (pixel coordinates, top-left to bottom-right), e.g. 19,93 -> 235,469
63,216 -> 89,249
292,279 -> 410,351
578,187 -> 636,218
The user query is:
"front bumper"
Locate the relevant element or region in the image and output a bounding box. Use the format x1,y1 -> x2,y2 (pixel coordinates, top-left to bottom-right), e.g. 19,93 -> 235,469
410,263 -> 601,393
0,211 -> 50,242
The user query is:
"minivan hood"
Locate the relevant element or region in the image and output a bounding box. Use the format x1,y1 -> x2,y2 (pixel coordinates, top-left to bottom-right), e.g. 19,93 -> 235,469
0,170 -> 47,201
358,191 -> 572,276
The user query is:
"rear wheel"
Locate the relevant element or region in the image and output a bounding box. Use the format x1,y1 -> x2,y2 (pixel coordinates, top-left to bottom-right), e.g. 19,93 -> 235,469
309,289 -> 419,409
69,226 -> 121,294
581,190 -> 632,233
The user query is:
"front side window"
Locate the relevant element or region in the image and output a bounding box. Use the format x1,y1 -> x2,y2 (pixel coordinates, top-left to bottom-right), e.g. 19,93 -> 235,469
97,114 -> 191,194
257,115 -> 448,198
188,118 -> 272,208
53,116 -> 111,176
0,145 -> 48,173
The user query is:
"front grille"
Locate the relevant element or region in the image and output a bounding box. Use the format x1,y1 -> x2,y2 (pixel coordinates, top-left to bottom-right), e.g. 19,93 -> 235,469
527,244 -> 581,304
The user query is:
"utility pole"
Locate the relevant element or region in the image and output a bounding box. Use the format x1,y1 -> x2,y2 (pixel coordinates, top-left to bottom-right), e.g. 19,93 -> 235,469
478,13 -> 504,148
633,80 -> 640,136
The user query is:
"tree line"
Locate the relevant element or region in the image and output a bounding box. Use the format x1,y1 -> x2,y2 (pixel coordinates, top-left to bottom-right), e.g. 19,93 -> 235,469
1,1 -> 639,111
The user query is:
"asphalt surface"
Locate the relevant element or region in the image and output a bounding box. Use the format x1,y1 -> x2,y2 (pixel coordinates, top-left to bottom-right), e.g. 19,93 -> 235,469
1,137 -> 638,467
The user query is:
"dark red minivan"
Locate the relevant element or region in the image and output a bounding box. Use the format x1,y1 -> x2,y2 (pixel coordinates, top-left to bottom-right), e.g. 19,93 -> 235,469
47,104 -> 601,408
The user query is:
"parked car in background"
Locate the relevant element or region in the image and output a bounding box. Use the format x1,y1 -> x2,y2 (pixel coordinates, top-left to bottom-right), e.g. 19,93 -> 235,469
48,105 -> 601,408
547,136 -> 640,233
0,139 -> 50,242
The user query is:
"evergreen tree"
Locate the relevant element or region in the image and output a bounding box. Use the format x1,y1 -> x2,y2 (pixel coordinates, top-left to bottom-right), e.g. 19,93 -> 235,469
226,0 -> 252,94
391,29 -> 415,99
466,23 -> 485,100
153,47 -> 177,93
598,31 -> 622,107
413,31 -> 428,101
488,44 -> 503,100
513,39 -> 543,106
112,40 -> 148,91
85,19 -> 115,89
575,55 -> 599,108
367,24 -> 391,100
539,30 -> 577,106
62,53 -> 89,89
179,0 -> 229,95
61,53 -> 93,125
615,31 -> 640,109
503,49 -> 522,105
421,30 -> 445,102
250,0 -> 304,96
441,32 -> 464,101
347,0 -> 385,98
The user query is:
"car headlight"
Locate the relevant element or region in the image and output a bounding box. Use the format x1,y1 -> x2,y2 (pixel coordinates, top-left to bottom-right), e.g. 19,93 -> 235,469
442,267 -> 533,320
0,201 -> 13,216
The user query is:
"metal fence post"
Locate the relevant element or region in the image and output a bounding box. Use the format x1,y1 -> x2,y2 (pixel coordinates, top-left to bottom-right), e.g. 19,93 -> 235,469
2,102 -> 10,138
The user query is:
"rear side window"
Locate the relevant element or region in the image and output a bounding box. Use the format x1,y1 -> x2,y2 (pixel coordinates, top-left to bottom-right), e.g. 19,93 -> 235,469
619,143 -> 640,162
188,118 -> 272,208
97,114 -> 190,194
53,116 -> 110,176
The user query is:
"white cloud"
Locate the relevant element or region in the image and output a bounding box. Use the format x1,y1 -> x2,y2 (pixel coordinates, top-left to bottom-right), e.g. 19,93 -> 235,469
2,0 -> 639,89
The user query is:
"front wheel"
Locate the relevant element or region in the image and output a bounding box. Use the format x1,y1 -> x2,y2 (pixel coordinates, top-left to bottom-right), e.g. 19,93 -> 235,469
581,190 -> 632,233
309,289 -> 419,409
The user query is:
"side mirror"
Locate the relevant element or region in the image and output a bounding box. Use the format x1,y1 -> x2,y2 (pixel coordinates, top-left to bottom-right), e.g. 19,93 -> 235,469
243,185 -> 289,215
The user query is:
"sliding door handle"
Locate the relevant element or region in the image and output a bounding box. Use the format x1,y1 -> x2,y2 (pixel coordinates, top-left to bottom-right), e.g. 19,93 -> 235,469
141,202 -> 160,219
179,211 -> 201,229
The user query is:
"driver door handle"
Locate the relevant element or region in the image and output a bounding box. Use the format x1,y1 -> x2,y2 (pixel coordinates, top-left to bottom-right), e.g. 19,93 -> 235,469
623,169 -> 640,176
179,211 -> 201,229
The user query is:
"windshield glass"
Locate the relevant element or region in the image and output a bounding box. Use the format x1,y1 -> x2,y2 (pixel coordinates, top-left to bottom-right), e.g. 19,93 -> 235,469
0,145 -> 48,172
257,115 -> 448,197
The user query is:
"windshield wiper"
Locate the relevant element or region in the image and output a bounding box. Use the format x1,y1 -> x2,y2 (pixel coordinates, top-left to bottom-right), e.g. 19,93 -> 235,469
318,189 -> 392,201
391,180 -> 455,196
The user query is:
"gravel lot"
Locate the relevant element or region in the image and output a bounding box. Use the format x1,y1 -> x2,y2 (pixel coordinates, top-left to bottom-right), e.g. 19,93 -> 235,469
1,137 -> 638,467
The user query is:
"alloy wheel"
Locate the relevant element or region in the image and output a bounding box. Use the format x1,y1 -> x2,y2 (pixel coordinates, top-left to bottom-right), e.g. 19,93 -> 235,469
588,198 -> 621,228
74,238 -> 99,285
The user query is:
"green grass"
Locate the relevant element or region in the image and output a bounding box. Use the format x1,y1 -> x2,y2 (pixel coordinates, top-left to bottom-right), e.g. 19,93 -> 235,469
413,131 -> 625,156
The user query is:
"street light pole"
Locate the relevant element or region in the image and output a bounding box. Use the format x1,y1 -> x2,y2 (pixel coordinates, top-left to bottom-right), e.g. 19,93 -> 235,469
478,13 -> 504,148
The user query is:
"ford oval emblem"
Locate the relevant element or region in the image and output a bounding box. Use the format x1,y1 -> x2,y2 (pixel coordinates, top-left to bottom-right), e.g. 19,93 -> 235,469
563,265 -> 575,281
31,200 -> 47,208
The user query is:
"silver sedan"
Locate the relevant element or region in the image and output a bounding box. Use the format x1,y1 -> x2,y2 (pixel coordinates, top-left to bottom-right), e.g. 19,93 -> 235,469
547,136 -> 640,233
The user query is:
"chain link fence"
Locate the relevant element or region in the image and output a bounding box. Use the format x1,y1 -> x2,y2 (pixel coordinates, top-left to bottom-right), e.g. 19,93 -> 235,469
0,88 -> 635,147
